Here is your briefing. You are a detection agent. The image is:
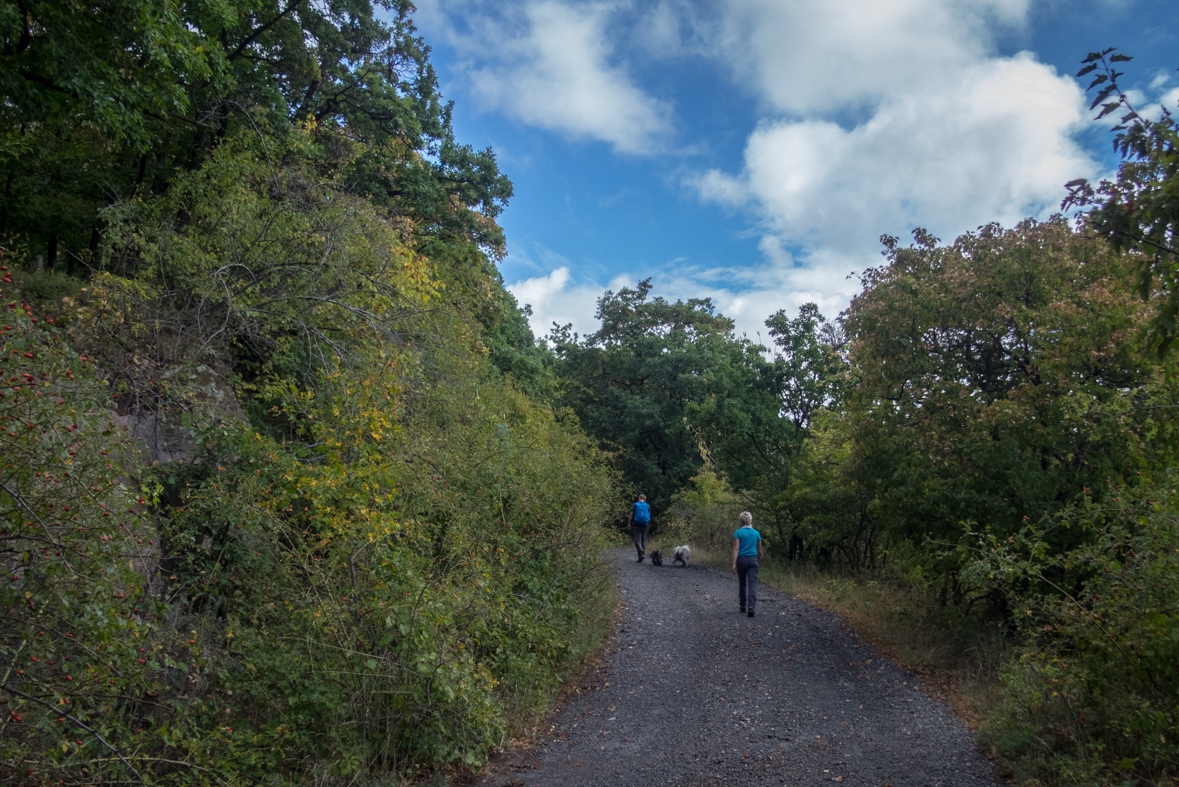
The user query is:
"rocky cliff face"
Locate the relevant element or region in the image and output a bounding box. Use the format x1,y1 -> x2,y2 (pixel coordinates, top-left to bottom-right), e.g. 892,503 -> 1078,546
115,363 -> 248,465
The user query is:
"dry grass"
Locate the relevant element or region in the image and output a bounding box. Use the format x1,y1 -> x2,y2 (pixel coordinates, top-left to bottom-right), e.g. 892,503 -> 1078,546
688,544 -> 1009,730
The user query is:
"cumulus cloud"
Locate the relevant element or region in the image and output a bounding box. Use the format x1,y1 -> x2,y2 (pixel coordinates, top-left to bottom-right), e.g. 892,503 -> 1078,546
427,0 -> 1109,335
508,254 -> 861,345
708,0 -> 1030,115
653,255 -> 862,342
416,0 -> 674,154
698,54 -> 1097,253
688,0 -> 1101,267
508,266 -> 634,340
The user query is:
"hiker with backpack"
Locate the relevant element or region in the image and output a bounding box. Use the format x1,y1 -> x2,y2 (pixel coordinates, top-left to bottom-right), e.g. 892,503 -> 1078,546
628,494 -> 651,562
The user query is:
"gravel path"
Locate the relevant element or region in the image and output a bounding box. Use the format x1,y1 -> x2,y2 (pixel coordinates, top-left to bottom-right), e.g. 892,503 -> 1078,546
471,548 -> 1000,787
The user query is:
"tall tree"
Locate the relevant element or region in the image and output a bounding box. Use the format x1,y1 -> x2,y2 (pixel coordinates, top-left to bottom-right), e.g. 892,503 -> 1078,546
0,0 -> 512,264
552,280 -> 744,513
841,219 -> 1177,550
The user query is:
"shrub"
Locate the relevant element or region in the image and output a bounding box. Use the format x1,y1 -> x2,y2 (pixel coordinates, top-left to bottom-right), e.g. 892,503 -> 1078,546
144,336 -> 619,779
0,265 -> 158,785
966,479 -> 1179,784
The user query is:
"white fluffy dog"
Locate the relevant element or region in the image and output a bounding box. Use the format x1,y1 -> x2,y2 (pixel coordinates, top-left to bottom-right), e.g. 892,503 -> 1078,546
672,544 -> 691,567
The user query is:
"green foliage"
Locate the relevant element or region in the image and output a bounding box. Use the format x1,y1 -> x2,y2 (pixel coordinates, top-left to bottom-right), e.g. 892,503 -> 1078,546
840,219 -> 1177,554
1065,49 -> 1179,354
754,218 -> 1179,783
663,471 -> 747,548
0,2 -> 603,783
0,0 -> 221,149
551,280 -> 739,513
0,0 -> 226,265
100,125 -> 436,360
0,264 -> 164,785
701,302 -> 847,546
778,409 -> 884,568
967,479 -> 1179,785
0,98 -> 607,781
1,0 -> 511,269
148,336 -> 618,778
553,279 -> 816,517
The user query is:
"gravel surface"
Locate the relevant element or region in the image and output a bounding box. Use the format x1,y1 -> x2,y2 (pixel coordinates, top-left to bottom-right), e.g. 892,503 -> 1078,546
471,548 -> 1000,787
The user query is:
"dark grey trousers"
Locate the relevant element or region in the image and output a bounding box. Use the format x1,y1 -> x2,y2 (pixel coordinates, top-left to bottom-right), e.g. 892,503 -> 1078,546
737,555 -> 759,610
632,524 -> 648,557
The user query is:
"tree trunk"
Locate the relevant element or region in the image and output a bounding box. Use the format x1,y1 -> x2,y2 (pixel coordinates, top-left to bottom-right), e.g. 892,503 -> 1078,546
0,171 -> 12,236
88,224 -> 102,267
134,154 -> 149,192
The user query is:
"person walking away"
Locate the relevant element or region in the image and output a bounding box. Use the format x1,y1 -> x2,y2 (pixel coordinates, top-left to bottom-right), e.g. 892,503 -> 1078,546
629,494 -> 651,563
731,511 -> 762,617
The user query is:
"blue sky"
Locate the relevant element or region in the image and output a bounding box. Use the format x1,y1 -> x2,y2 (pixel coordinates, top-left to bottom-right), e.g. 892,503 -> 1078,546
413,0 -> 1179,342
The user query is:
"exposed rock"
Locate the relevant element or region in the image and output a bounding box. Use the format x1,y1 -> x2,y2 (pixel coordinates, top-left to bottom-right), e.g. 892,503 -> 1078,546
116,364 -> 247,464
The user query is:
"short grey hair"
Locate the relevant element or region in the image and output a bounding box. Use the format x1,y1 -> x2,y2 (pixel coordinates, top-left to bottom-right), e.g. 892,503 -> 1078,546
739,511 -> 753,526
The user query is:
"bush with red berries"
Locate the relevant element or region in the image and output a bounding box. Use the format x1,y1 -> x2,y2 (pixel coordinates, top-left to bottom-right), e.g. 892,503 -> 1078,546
1,265 -> 162,785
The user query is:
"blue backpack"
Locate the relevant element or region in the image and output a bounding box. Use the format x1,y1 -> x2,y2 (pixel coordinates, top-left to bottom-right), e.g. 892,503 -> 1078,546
632,501 -> 650,524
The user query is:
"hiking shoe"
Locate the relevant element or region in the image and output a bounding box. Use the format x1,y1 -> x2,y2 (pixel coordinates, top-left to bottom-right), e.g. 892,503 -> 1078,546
739,607 -> 746,614
747,609 -> 755,618
637,555 -> 645,563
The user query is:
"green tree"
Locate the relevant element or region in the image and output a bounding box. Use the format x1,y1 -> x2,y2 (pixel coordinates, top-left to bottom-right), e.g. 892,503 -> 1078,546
841,219 -> 1177,562
0,0 -> 226,263
554,281 -> 848,528
688,302 -> 847,548
552,280 -> 745,513
1,0 -> 512,266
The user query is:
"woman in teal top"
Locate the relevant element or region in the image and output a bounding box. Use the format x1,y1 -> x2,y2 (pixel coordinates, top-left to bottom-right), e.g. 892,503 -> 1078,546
730,511 -> 762,617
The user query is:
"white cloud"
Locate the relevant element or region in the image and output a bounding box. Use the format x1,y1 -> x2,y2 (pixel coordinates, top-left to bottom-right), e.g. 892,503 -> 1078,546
429,0 -> 1110,338
686,0 -> 1100,270
508,266 -> 636,339
708,0 -> 1029,115
654,255 -> 862,342
508,255 -> 860,346
698,54 -> 1097,254
416,1 -> 674,154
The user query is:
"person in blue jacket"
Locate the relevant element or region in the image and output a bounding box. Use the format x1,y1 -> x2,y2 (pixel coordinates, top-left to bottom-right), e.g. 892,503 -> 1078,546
628,494 -> 651,563
731,511 -> 762,617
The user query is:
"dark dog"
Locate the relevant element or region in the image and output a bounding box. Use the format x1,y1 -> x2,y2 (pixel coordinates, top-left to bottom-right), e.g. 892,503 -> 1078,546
649,550 -> 663,566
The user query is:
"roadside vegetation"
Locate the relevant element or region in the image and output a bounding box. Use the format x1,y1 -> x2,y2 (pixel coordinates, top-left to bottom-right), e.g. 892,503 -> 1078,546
1,2 -> 617,784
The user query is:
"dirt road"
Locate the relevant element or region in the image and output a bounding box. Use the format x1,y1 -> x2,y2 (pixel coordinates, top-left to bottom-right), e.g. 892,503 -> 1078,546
471,549 -> 1000,787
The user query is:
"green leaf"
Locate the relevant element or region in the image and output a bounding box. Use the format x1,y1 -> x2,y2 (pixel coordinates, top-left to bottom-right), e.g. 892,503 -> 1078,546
1089,84 -> 1118,110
